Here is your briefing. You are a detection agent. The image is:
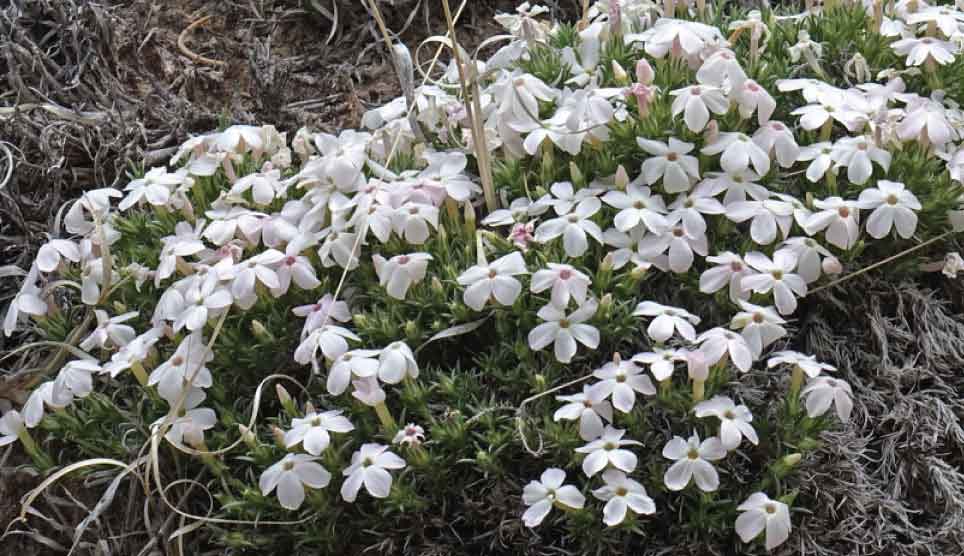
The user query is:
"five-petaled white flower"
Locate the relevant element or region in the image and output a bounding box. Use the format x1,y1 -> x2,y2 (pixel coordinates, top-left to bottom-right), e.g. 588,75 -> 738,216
637,138 -> 701,193
576,425 -> 642,477
857,180 -> 921,239
602,183 -> 668,233
522,468 -> 586,528
528,298 -> 600,363
457,252 -> 528,311
341,443 -> 406,502
373,252 -> 433,300
670,85 -> 729,133
285,409 -> 355,455
530,263 -> 591,307
589,354 -> 656,414
592,469 -> 656,527
801,376 -> 854,421
554,385 -> 613,441
742,251 -> 807,315
260,453 -> 332,510
633,301 -> 700,343
392,423 -> 425,446
694,396 -> 759,451
736,492 -> 792,550
767,350 -> 835,378
662,433 -> 726,492
731,301 -> 787,358
534,198 -> 604,257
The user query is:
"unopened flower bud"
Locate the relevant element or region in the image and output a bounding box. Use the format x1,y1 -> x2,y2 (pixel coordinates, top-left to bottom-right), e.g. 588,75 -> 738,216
533,373 -> 547,391
238,424 -> 258,449
271,425 -> 287,449
821,256 -> 843,275
612,60 -> 629,85
600,252 -> 615,273
687,350 -> 709,381
112,301 -> 128,313
404,320 -> 419,340
614,165 -> 630,191
353,314 -> 368,328
609,0 -> 623,37
630,83 -> 655,117
782,453 -> 802,467
636,59 -> 655,85
276,384 -> 297,417
703,119 -> 720,144
431,276 -> 444,294
251,319 -> 273,342
569,161 -> 584,186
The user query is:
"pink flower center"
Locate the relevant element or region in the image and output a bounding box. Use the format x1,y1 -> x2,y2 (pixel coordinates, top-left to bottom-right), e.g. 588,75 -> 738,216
838,207 -> 850,218
559,269 -> 572,280
397,255 -> 410,264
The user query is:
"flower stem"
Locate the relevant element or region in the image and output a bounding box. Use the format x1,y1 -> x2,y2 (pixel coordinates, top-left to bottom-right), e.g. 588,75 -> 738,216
819,118 -> 833,142
374,402 -> 397,431
692,379 -> 705,403
130,360 -> 149,387
825,169 -> 837,196
789,365 -> 805,398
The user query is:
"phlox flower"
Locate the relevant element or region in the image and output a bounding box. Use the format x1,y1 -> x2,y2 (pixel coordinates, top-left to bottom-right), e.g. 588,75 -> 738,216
736,493 -> 792,550
351,376 -> 386,407
530,263 -> 591,307
730,301 -> 787,358
897,94 -> 959,146
905,6 -> 964,38
734,79 -> 776,125
229,167 -> 284,205
554,385 -> 613,441
155,220 -> 206,287
857,180 -> 921,239
697,169 -> 768,205
662,433 -> 726,492
633,301 -> 700,343
804,197 -> 861,250
593,469 -> 656,527
701,132 -> 771,176
588,354 -> 656,413
576,425 -> 641,477
372,252 -> 432,300
341,443 -> 406,502
417,150 -> 480,202
102,327 -> 163,378
392,202 -> 439,245
156,404 -> 216,449
694,396 -> 759,450
830,136 -> 892,185
377,341 -> 419,384
393,423 -> 425,446
699,252 -> 752,303
293,293 -> 351,338
637,138 -> 701,193
260,453 -> 332,510
752,121 -> 799,169
668,188 -> 725,237
118,167 -> 191,211
742,250 -> 807,315
285,409 -> 354,455
891,36 -> 957,66
695,327 -> 754,372
637,222 -> 708,273
522,468 -> 586,527
535,198 -> 604,257
602,183 -> 669,233
669,85 -> 729,133
160,274 -> 233,333
540,181 -> 603,216
633,18 -> 726,61
528,299 -> 600,363
725,200 -> 795,246
632,347 -> 687,381
23,381 -> 72,427
797,141 -> 836,183
79,309 -> 138,351
326,349 -> 380,395
0,410 -> 25,446
294,325 -> 360,369
149,333 -> 213,403
779,237 -> 833,283
801,376 -> 854,421
36,239 -> 81,273
457,251 -> 527,311
53,359 -> 100,403
767,350 -> 836,378
271,239 -> 322,296
230,250 -> 283,308
695,48 -> 747,87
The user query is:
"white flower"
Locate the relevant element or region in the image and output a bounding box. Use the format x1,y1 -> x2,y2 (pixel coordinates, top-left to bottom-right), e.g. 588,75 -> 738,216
662,433 -> 726,492
701,132 -> 770,176
767,350 -> 835,378
830,136 -> 891,185
697,170 -> 768,205
700,252 -> 752,303
377,341 -> 419,384
797,141 -> 836,183
554,385 -> 613,441
528,299 -> 599,363
633,301 -> 700,343
229,168 -> 283,205
0,410 -> 25,446
103,327 -> 163,378
230,250 -> 283,308
779,237 -> 833,283
341,443 -> 406,502
632,348 -> 687,381
735,493 -> 792,550
576,425 -> 642,477
155,220 -> 206,287
326,349 -> 380,395
260,453 -> 332,510
23,381 -> 72,427
730,301 -> 787,358
162,275 -> 233,333
897,94 -> 958,146
857,180 -> 922,239
293,293 -> 351,338
696,327 -> 755,372
635,18 -> 726,60
393,202 -> 439,245
541,181 -> 603,216
637,222 -> 708,273
417,150 -> 480,202
669,188 -> 725,236
742,251 -> 808,315
670,85 -> 729,133
156,406 -> 217,449
752,121 -> 799,169
589,355 -> 656,413
592,469 -> 656,527
694,396 -> 759,450
696,48 -> 747,87
393,423 -> 425,446
457,251 -> 527,311
285,410 -> 354,455
734,79 -> 776,125
602,183 -> 669,233
522,468 -> 586,528
148,333 -> 213,403
892,36 -> 957,66
725,200 -> 795,246
637,138 -> 701,194
372,252 -> 432,300
534,198 -> 604,257
118,167 -> 188,211
3,265 -> 47,337
351,376 -> 386,407
530,263 -> 591,307
272,239 -> 322,296
53,359 -> 100,402
78,309 -> 138,351
801,376 -> 854,421
804,197 -> 861,250
36,239 -> 81,273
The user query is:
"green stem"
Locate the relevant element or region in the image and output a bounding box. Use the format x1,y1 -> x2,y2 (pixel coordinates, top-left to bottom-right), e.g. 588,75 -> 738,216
374,402 -> 397,431
17,428 -> 53,471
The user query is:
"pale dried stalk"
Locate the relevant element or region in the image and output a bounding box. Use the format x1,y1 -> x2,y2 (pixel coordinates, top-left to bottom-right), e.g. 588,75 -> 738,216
440,0 -> 498,213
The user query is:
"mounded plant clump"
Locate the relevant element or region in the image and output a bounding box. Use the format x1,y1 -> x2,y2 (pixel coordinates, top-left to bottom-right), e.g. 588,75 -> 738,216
3,0 -> 964,553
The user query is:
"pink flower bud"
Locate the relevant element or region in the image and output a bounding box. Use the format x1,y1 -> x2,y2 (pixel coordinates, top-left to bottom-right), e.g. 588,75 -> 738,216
635,59 -> 655,85
822,256 -> 843,275
703,119 -> 720,144
687,349 -> 709,381
630,83 -> 656,117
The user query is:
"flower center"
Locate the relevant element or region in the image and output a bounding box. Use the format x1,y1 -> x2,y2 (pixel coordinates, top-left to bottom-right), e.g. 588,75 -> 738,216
886,194 -> 898,205
616,374 -> 627,383
667,152 -> 679,162
691,86 -> 701,95
731,262 -> 743,272
734,175 -> 744,183
568,215 -> 579,223
765,503 -> 777,514
311,417 -> 321,426
771,270 -> 783,280
857,142 -> 868,151
837,207 -> 850,218
363,457 -> 373,467
583,400 -> 593,408
723,410 -> 735,419
285,256 -> 296,265
283,461 -> 295,471
172,356 -> 184,366
397,255 -> 410,264
684,198 -> 694,208
409,207 -> 419,215
604,442 -> 617,450
488,269 -> 498,278
826,378 -> 837,387
687,449 -> 700,460
559,269 -> 572,280
771,122 -> 783,131
748,82 -> 760,92
822,147 -> 831,154
615,487 -> 628,496
559,318 -> 571,328
672,227 -> 684,237
633,200 -> 647,209
752,313 -> 764,323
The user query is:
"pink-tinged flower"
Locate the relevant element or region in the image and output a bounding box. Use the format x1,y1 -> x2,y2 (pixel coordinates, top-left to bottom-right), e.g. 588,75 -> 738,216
730,301 -> 787,358
697,170 -> 768,205
696,327 -> 754,372
830,136 -> 891,186
752,121 -> 799,168
701,132 -> 771,176
637,138 -> 701,193
891,36 -> 957,67
372,252 -> 432,300
804,197 -> 861,250
735,80 -> 776,125
293,293 -> 351,338
669,85 -> 729,133
392,423 -> 425,446
700,252 -> 752,303
530,263 -> 592,308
